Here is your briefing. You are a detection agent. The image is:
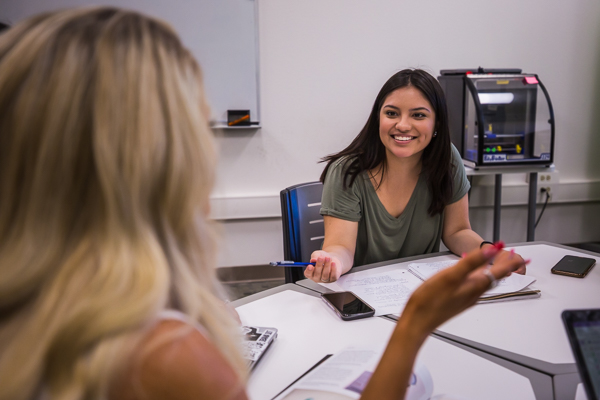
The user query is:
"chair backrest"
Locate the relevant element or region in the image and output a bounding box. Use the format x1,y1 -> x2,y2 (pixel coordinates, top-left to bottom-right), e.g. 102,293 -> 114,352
280,181 -> 324,283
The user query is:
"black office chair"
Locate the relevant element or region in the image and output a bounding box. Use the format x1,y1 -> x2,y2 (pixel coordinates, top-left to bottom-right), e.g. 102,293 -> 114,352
280,181 -> 324,283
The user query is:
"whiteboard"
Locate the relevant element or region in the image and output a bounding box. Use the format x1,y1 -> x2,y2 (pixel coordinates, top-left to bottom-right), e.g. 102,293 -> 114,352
0,0 -> 260,127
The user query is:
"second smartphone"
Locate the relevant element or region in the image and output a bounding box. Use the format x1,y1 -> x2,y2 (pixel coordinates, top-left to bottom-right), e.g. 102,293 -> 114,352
551,255 -> 596,278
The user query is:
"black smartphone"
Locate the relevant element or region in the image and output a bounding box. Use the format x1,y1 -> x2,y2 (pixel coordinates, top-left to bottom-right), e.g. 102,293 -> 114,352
562,309 -> 600,400
321,291 -> 375,321
551,255 -> 596,278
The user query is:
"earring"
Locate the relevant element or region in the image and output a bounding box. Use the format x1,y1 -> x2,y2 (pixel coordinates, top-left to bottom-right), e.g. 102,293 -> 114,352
433,131 -> 437,137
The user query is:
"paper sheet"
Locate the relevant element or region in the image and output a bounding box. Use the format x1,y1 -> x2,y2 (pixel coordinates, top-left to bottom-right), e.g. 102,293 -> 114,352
324,269 -> 423,316
406,260 -> 457,281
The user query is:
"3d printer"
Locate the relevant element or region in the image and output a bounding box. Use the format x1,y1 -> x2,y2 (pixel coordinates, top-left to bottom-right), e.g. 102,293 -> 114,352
438,68 -> 555,168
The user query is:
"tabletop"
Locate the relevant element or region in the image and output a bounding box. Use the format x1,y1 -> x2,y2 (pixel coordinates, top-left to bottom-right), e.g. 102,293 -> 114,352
234,285 -> 538,400
298,242 -> 599,368
433,242 -> 600,368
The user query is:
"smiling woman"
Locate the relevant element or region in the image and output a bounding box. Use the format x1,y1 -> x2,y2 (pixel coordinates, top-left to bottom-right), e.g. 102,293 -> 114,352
378,86 -> 437,164
303,69 -> 526,284
0,8 -> 248,400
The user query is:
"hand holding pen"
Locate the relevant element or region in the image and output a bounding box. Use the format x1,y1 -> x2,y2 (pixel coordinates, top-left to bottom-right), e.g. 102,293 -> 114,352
304,251 -> 344,284
270,252 -> 344,284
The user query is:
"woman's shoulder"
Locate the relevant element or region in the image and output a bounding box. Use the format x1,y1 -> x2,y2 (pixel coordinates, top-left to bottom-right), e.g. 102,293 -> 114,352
328,155 -> 357,172
324,155 -> 370,195
449,143 -> 461,161
326,155 -> 369,181
110,316 -> 247,400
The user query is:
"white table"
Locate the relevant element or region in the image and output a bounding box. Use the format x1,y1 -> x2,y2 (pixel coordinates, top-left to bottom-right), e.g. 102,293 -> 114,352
234,284 -> 537,400
296,242 -> 599,400
433,243 -> 599,400
434,243 -> 600,363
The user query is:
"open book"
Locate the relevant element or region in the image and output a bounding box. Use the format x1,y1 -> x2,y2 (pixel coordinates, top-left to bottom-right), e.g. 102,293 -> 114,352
407,260 -> 541,303
273,346 -> 432,400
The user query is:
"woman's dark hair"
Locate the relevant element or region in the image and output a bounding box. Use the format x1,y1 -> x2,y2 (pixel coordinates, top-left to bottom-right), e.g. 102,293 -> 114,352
320,68 -> 453,216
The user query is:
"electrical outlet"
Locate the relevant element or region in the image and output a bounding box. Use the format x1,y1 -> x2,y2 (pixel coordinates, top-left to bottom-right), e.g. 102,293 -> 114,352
526,170 -> 560,202
539,186 -> 553,202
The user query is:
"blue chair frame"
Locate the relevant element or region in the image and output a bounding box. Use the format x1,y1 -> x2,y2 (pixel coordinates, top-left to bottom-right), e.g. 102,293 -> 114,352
280,182 -> 324,283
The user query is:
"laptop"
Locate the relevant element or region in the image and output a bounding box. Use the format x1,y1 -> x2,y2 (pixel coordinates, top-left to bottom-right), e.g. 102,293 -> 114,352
241,326 -> 278,370
562,309 -> 600,400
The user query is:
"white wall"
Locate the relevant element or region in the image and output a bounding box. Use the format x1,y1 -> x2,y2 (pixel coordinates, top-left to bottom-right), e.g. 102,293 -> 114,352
216,0 -> 600,195
3,0 -> 600,267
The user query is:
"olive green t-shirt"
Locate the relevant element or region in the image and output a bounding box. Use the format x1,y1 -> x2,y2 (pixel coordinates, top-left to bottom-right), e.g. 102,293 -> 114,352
320,145 -> 470,267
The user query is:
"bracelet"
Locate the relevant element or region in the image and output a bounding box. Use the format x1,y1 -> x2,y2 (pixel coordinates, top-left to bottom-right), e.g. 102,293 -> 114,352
480,240 -> 494,249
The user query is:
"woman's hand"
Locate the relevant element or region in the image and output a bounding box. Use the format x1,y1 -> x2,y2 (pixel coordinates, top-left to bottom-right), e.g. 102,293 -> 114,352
304,250 -> 344,283
304,216 -> 358,283
400,242 -> 529,336
494,249 -> 526,274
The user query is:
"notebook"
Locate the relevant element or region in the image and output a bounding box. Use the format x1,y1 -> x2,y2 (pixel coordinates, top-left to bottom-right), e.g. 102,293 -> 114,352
562,309 -> 600,400
407,260 -> 540,303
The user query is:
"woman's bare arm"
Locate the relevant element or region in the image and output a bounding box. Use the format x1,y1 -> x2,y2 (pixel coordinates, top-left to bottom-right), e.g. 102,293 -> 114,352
442,194 -> 526,274
361,243 -> 527,399
305,215 -> 358,283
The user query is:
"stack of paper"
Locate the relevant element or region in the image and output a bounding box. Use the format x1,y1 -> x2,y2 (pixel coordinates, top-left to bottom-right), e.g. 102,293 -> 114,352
407,260 -> 540,303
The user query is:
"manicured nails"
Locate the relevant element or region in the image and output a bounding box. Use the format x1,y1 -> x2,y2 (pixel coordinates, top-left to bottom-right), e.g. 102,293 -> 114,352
461,253 -> 467,258
483,241 -> 504,257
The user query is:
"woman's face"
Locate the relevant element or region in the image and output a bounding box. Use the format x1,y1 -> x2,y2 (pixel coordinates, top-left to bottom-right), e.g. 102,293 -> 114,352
378,86 -> 436,163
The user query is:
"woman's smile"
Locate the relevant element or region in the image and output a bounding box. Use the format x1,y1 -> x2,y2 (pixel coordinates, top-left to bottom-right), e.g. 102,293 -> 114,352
392,134 -> 416,142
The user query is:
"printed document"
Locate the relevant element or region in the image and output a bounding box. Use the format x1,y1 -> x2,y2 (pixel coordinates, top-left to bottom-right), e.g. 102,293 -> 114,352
323,269 -> 423,316
273,345 -> 432,400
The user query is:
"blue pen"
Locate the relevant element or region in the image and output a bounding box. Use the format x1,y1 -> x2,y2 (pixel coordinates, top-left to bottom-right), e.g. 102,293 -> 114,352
269,261 -> 315,267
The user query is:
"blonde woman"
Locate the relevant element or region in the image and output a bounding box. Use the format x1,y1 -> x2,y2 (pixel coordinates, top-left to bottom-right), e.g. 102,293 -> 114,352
0,8 -> 527,400
0,8 -> 246,400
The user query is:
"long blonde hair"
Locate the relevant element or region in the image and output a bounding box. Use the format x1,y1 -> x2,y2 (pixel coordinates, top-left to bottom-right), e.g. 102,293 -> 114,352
0,8 -> 246,399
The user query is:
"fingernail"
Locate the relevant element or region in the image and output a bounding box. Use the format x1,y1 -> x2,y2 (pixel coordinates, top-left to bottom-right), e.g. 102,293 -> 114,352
307,265 -> 313,271
510,249 -> 515,256
524,258 -> 531,264
494,241 -> 505,250
483,245 -> 500,257
461,253 -> 467,258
